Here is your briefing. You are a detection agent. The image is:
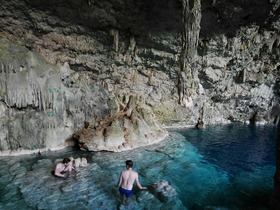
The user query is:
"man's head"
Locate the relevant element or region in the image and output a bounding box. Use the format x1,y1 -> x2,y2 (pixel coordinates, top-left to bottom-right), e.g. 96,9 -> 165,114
126,160 -> 133,169
62,157 -> 71,164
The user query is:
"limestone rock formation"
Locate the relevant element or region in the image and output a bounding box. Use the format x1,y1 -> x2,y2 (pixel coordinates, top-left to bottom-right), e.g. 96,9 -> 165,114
73,95 -> 168,152
0,1 -> 279,209
0,37 -> 111,154
0,0 -> 279,154
0,37 -> 168,154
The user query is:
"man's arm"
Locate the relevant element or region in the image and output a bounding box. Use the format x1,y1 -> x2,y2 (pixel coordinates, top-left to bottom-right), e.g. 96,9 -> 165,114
117,171 -> 123,188
54,164 -> 65,178
135,172 -> 147,190
64,164 -> 74,172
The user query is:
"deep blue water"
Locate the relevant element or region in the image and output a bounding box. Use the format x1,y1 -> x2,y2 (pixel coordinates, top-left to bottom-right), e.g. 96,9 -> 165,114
168,123 -> 276,209
174,123 -> 276,175
0,123 -> 276,210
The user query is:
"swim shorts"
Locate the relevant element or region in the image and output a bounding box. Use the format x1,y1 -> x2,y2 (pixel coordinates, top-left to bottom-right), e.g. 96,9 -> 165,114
119,187 -> 133,198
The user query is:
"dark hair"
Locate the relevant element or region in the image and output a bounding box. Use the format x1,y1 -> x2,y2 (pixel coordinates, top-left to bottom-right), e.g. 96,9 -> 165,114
62,158 -> 71,164
126,160 -> 133,168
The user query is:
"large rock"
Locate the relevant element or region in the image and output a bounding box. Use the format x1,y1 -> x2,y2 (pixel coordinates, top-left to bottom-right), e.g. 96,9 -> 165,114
73,95 -> 168,152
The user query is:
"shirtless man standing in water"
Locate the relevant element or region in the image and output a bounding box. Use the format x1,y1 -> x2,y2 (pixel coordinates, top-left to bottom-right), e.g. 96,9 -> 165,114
54,157 -> 74,178
117,160 -> 147,204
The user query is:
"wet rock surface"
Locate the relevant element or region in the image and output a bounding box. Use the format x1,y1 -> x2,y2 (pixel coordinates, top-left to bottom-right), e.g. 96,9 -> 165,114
150,179 -> 177,202
0,141 -> 187,210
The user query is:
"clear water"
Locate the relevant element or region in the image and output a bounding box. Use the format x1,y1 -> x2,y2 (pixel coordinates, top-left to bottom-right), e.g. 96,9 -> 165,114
0,123 -> 276,210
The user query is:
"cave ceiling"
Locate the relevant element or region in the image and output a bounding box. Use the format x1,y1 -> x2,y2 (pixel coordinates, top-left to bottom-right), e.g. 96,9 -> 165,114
20,0 -> 274,38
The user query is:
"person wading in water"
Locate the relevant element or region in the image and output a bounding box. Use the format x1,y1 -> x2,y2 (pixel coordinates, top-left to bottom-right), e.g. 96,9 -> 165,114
117,160 -> 147,205
54,157 -> 74,178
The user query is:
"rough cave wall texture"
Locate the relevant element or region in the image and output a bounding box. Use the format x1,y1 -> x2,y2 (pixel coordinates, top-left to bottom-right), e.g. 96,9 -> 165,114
0,0 -> 279,154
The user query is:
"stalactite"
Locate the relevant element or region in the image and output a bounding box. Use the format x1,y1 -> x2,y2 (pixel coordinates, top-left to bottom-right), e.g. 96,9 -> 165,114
129,36 -> 136,53
178,0 -> 201,105
110,29 -> 119,52
0,62 -> 4,73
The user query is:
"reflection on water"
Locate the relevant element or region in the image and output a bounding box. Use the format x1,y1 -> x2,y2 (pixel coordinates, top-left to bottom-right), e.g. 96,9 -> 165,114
0,123 -> 276,210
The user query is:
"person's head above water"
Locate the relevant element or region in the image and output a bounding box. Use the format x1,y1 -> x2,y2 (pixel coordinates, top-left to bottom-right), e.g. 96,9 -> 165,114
62,157 -> 71,164
125,160 -> 133,169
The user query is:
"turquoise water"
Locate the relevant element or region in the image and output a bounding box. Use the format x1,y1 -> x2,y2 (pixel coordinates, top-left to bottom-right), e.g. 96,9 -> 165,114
0,123 -> 276,210
168,123 -> 276,209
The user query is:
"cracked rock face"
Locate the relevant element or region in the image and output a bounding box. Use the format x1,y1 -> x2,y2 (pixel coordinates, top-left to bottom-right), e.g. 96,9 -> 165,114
0,0 -> 279,155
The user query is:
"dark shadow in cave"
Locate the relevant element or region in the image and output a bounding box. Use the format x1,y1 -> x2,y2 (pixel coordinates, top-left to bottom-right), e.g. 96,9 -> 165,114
22,0 -> 273,39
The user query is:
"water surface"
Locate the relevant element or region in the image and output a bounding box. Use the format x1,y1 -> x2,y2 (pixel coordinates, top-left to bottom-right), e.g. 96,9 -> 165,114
0,123 -> 276,209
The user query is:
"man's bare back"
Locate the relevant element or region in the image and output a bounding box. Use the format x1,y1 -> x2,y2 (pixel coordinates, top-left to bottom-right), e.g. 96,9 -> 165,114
119,169 -> 141,190
117,160 -> 147,193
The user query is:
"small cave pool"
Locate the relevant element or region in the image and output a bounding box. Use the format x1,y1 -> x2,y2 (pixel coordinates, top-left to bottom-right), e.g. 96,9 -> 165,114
0,123 -> 276,210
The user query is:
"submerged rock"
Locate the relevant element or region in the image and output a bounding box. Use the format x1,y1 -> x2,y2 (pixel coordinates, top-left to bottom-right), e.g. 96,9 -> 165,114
73,157 -> 88,168
150,180 -> 178,202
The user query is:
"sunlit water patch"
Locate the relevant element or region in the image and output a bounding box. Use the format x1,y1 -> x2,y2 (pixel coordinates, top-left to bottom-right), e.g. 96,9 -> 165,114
0,123 -> 276,210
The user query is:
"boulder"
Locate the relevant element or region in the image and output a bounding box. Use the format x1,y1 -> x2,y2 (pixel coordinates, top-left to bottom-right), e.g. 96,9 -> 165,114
150,180 -> 177,202
73,95 -> 168,152
74,157 -> 88,168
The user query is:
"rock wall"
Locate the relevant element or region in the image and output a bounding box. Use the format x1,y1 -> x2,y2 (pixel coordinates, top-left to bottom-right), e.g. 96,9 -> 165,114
0,0 -> 279,154
0,37 -> 112,154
